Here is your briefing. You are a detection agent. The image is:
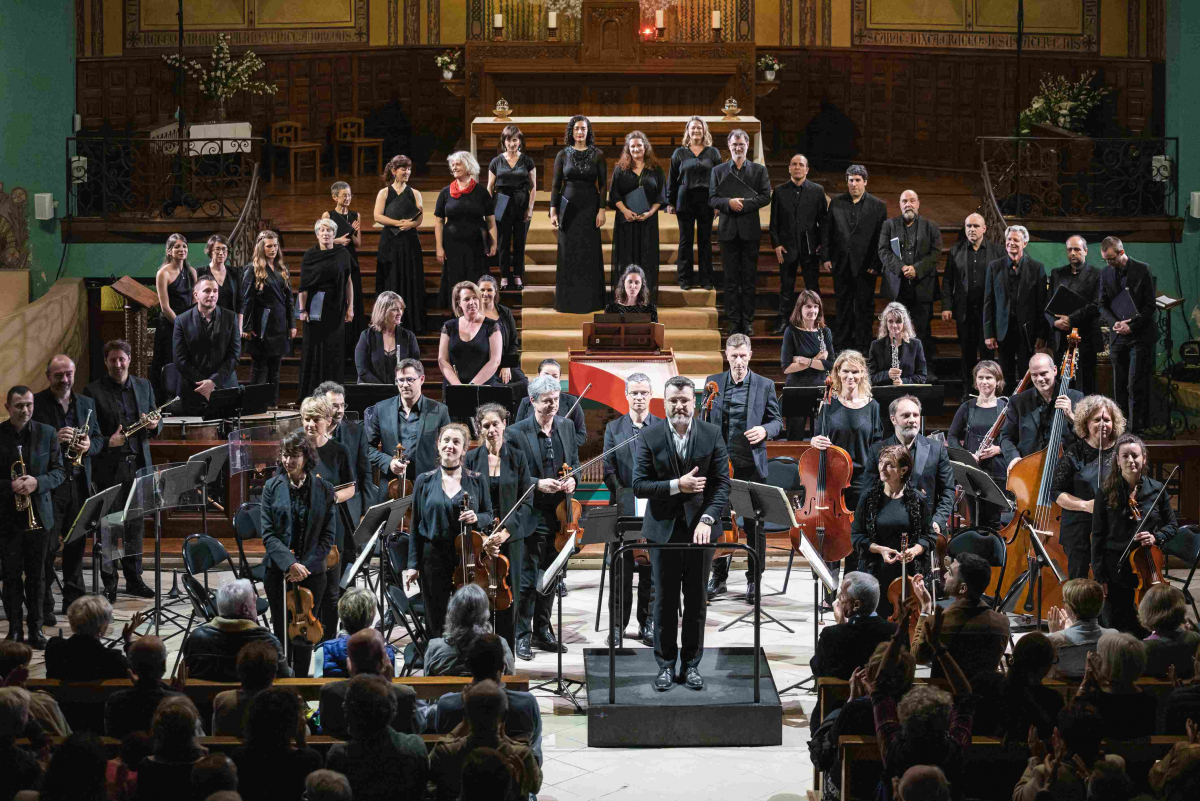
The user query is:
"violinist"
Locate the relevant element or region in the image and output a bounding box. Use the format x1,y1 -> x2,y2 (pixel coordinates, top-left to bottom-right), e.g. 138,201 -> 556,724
365,358 -> 452,490
504,374 -> 581,660
1091,433 -> 1178,635
402,423 -> 494,638
463,403 -> 532,653
910,553 -> 1010,679
514,359 -> 587,446
1051,395 -> 1123,579
946,360 -> 1008,528
866,302 -> 927,387
999,352 -> 1083,473
261,430 -> 337,675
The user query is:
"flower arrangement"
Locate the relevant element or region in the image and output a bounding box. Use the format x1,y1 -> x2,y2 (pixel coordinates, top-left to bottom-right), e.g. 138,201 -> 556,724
757,55 -> 784,73
162,34 -> 275,122
435,49 -> 461,72
1019,70 -> 1111,134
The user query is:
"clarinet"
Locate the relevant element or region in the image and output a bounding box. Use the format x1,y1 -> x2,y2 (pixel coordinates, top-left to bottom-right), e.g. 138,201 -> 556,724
891,338 -> 902,386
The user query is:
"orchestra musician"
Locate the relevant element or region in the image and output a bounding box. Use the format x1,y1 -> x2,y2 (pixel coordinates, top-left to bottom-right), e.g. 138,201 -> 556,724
998,352 -> 1084,474
602,373 -> 662,647
703,334 -> 784,605
514,359 -> 586,446
633,376 -> 730,692
82,339 -> 163,601
946,360 -> 1008,528
0,386 -> 65,647
365,358 -> 452,490
166,274 -> 241,415
1092,433 -> 1177,635
862,396 -> 955,538
867,302 -> 928,387
402,423 -> 495,639
504,374 -> 581,661
1052,395 -> 1123,579
316,381 -> 378,524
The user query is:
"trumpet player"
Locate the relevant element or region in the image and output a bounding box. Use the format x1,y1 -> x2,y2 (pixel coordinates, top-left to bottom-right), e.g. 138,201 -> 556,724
82,340 -> 163,601
33,355 -> 102,623
1,386 -> 65,647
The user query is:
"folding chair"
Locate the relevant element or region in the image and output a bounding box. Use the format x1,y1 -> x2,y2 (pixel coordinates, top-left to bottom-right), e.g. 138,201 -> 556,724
182,533 -> 271,627
761,456 -> 805,595
232,502 -> 269,598
1162,524 -> 1200,622
946,527 -> 1007,609
171,572 -> 219,675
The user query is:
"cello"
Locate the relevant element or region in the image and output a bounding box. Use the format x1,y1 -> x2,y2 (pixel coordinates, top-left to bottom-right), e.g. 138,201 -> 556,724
794,376 -> 854,562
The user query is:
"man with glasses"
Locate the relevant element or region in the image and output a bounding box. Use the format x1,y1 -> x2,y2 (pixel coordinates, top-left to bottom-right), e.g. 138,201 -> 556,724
366,358 -> 451,491
1098,236 -> 1156,432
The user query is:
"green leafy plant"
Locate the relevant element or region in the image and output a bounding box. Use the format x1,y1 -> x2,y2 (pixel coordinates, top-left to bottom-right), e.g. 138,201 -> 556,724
1019,70 -> 1110,134
162,34 -> 276,102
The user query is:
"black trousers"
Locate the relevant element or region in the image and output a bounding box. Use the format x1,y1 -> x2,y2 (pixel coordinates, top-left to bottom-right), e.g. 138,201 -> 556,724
496,202 -> 529,280
98,457 -> 145,585
676,189 -> 714,286
956,313 -> 993,389
44,475 -> 89,614
494,536 -> 525,654
517,510 -> 560,640
1109,338 -> 1153,433
995,326 -> 1034,395
612,545 -> 652,632
651,525 -> 714,671
1063,540 -> 1091,581
711,461 -> 765,584
266,566 -> 328,677
898,289 -> 935,368
778,255 -> 820,319
418,540 -> 457,640
2,518 -> 50,632
250,355 -> 283,405
1100,562 -> 1147,637
719,236 -> 760,332
832,268 -> 878,353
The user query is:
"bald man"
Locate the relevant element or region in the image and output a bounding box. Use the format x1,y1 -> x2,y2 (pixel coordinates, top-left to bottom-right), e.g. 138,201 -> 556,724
1046,235 -> 1102,395
998,352 -> 1084,472
941,214 -> 1003,383
878,190 -> 942,371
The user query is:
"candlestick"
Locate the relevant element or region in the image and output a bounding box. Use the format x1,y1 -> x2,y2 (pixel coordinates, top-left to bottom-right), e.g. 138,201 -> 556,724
656,10 -> 664,27
493,13 -> 503,41
549,11 -> 557,28
712,10 -> 721,28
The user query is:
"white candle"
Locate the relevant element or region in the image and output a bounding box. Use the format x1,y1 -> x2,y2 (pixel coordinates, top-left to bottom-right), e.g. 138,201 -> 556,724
549,11 -> 557,27
494,13 -> 503,27
656,10 -> 664,27
712,10 -> 721,28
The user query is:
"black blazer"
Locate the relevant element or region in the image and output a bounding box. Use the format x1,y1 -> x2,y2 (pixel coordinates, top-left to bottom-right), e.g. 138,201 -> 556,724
1092,475 -> 1178,583
406,467 -> 494,569
700,371 -> 783,477
260,471 -> 337,575
172,305 -> 241,412
504,415 -> 581,483
821,192 -> 888,278
516,392 -> 586,447
941,238 -> 1005,318
997,387 -> 1085,467
464,443 -> 534,541
1098,257 -> 1157,345
83,374 -> 161,473
365,395 -> 452,487
666,145 -> 722,207
866,338 -> 927,386
810,615 -> 897,680
1046,263 -> 1103,352
32,390 -> 103,491
768,179 -> 826,261
983,255 -> 1048,344
707,160 -> 772,242
0,420 -> 66,531
331,418 -> 376,522
632,419 -> 730,545
861,434 -> 955,531
877,215 -> 943,303
603,413 -> 663,492
355,327 -> 421,384
240,266 -> 294,357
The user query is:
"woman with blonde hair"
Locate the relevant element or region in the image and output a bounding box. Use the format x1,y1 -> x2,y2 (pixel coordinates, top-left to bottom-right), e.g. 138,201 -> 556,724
241,230 -> 294,403
867,301 -> 926,386
354,290 -> 420,384
151,233 -> 198,397
438,280 -> 503,388
373,154 -> 425,332
434,151 -> 498,309
297,217 -> 354,399
666,116 -> 720,290
608,130 -> 666,301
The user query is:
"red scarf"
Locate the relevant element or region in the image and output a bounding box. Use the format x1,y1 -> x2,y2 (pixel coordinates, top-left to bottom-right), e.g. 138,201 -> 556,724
449,178 -> 476,198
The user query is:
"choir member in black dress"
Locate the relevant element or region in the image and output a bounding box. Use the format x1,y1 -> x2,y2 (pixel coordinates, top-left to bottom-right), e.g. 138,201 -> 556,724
1098,236 -> 1157,433
550,116 -> 606,314
151,234 -> 197,400
946,360 -> 1008,528
822,165 -> 889,353
851,444 -> 933,619
1047,236 -> 1102,396
241,230 -> 294,404
325,181 -> 366,365
1053,395 -> 1123,580
608,131 -> 666,302
768,153 -> 827,334
709,129 -> 772,338
781,289 -> 833,439
983,225 -> 1048,391
199,234 -> 244,332
354,290 -> 420,384
262,430 -> 337,675
867,302 -> 927,387
435,152 -> 497,309
438,281 -> 503,390
1092,434 -> 1178,634
667,116 -> 720,291
297,219 -> 355,400
941,213 -> 1003,388
401,423 -> 495,638
487,125 -> 536,289
604,265 -> 658,322
373,155 -> 426,334
477,275 -> 527,400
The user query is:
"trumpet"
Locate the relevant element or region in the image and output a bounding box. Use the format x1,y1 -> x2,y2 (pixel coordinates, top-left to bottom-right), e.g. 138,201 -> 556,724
67,409 -> 92,469
12,445 -> 40,530
123,396 -> 178,437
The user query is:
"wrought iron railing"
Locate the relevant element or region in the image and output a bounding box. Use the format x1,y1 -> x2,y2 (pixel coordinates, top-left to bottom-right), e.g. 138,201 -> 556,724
228,165 -> 263,269
65,135 -> 264,221
978,136 -> 1179,219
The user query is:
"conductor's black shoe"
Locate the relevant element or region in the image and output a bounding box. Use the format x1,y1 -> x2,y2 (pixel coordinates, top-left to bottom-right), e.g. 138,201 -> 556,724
745,583 -> 757,606
124,580 -> 156,599
638,623 -> 654,646
771,318 -> 787,335
654,668 -> 675,692
4,629 -> 22,642
515,635 -> 533,661
27,630 -> 47,650
684,667 -> 704,690
533,628 -> 567,653
706,577 -> 726,601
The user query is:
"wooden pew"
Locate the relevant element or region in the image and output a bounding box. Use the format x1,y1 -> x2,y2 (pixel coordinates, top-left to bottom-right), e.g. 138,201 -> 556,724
20,734 -> 445,757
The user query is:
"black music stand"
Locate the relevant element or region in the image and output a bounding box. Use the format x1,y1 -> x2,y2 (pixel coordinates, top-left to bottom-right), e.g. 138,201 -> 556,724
344,384 -> 396,417
340,497 -> 414,635
201,387 -> 247,425
721,479 -> 799,634
66,485 -> 122,595
780,387 -> 825,422
444,384 -> 520,434
186,444 -> 230,539
138,464 -> 196,637
534,534 -> 585,713
949,460 -> 1010,536
873,384 -> 945,436
778,521 -> 838,695
582,505 -> 631,645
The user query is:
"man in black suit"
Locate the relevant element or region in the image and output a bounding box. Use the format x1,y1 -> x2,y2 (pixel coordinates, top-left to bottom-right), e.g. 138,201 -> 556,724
1,386 -> 66,647
768,153 -> 827,334
822,165 -> 889,353
33,355 -> 102,623
166,274 -> 240,415
317,381 -> 376,525
514,358 -> 586,447
703,334 -> 784,604
504,374 -> 581,661
318,629 -> 421,737
366,358 -> 451,492
810,571 -> 895,681
708,129 -> 772,337
1047,236 -> 1103,396
999,352 -> 1083,472
983,225 -> 1048,390
878,190 -> 943,369
1098,236 -> 1157,432
862,395 -> 955,537
634,376 -> 730,691
601,372 -> 662,646
941,213 -> 1004,383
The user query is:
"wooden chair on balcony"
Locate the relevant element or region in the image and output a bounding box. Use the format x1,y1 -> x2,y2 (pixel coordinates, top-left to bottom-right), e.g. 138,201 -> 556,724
270,121 -> 322,184
333,117 -> 385,179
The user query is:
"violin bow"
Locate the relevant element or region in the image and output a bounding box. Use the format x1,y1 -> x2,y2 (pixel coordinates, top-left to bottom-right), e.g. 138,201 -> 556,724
1117,465 -> 1178,565
563,382 -> 593,419
558,432 -> 641,483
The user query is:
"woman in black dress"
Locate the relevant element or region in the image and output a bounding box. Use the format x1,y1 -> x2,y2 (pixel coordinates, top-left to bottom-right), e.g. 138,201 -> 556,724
438,281 -> 503,390
354,290 -> 420,384
608,131 -> 665,302
667,116 -> 721,291
241,230 -> 295,404
326,181 -> 366,364
476,275 -> 527,399
1052,395 -> 1123,579
435,151 -> 497,310
487,125 -> 536,290
946,360 -> 1009,529
781,289 -> 834,439
604,264 -> 658,322
151,233 -> 197,399
373,155 -> 425,334
550,115 -> 606,314
199,233 -> 244,332
867,302 -> 927,386
297,218 -> 354,400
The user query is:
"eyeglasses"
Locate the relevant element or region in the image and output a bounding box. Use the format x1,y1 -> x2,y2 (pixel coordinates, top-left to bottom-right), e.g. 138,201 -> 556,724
396,377 -> 420,384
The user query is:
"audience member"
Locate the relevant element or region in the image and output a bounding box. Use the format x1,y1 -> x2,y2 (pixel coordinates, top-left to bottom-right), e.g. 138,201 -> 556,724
0,642 -> 69,736
1048,579 -> 1117,680
911,553 -> 1009,678
1087,759 -> 1134,801
211,642 -> 278,737
182,580 -> 290,682
894,765 -> 950,801
230,688 -> 321,801
190,754 -> 238,801
1013,702 -> 1106,801
460,748 -> 514,801
136,696 -> 208,801
107,731 -> 152,801
38,731 -> 108,801
1149,719 -> 1200,801
203,794 -> 242,801
318,629 -> 420,738
1164,645 -> 1200,735
810,572 -> 895,682
1078,633 -> 1155,741
303,770 -> 352,801
0,687 -> 42,801
316,588 -> 394,678
425,584 -> 515,677
972,632 -> 1064,742
105,636 -> 182,739
326,675 -> 427,801
1137,584 -> 1200,679
44,596 -> 131,681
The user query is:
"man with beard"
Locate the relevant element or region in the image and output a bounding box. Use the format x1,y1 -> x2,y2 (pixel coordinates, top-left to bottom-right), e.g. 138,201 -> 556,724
1046,236 -> 1102,396
768,153 -> 827,335
861,395 -> 955,537
998,352 -> 1083,472
1098,236 -> 1157,433
984,225 -> 1048,389
941,213 -> 1004,383
878,190 -> 942,369
822,165 -> 888,352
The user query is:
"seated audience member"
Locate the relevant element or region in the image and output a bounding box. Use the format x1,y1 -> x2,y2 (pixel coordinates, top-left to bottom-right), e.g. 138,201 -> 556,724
326,675 -> 428,801
425,584 -> 515,677
460,748 -> 515,801
1047,578 -> 1116,680
45,595 -> 132,680
190,754 -> 238,801
183,580 -> 290,682
972,632 -> 1063,742
1087,760 -> 1133,801
0,642 -> 69,736
108,732 -> 153,801
0,687 -> 43,801
105,636 -> 181,739
1138,583 -> 1200,679
203,794 -> 242,801
136,697 -> 208,801
38,731 -> 108,801
230,688 -> 321,801
304,770 -> 352,801
315,587 -> 395,678
1164,645 -> 1200,735
429,680 -> 541,801
1013,702 -> 1106,801
811,572 -> 895,682
911,553 -> 1009,678
894,765 -> 950,801
1077,632 -> 1155,741
426,634 -> 542,764
318,629 -> 420,738
1149,724 -> 1200,801
212,642 -> 278,737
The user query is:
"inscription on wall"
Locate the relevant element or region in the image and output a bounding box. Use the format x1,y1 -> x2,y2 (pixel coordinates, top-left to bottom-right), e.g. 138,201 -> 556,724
124,0 -> 369,48
852,0 -> 1100,52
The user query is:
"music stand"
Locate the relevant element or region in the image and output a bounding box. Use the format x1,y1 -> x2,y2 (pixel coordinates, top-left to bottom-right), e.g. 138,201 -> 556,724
135,463 -> 196,637
780,387 -> 825,422
66,485 -> 122,595
950,460 -> 1011,535
778,517 -> 839,696
580,505 -> 630,645
344,384 -> 396,417
239,383 -> 275,416
340,497 -> 413,634
533,534 -> 585,712
873,384 -> 945,436
444,384 -> 520,434
721,479 -> 800,634
201,387 -> 245,424
186,445 -> 230,540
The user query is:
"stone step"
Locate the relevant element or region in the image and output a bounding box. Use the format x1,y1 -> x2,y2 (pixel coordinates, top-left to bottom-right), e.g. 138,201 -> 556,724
521,306 -> 718,330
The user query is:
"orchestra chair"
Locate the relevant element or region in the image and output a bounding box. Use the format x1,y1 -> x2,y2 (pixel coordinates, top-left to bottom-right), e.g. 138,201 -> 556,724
945,527 -> 1007,609
333,117 -> 384,179
760,456 -> 803,596
233,502 -> 270,609
173,572 -> 219,676
270,121 -> 322,184
183,533 -> 270,627
1162,524 -> 1200,622
383,533 -> 428,676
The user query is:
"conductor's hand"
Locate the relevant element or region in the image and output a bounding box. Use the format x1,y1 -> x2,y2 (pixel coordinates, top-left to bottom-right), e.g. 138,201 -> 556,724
941,310 -> 953,323
744,426 -> 767,445
1054,314 -> 1071,331
389,458 -> 407,476
679,467 -> 706,494
286,562 -> 309,582
109,425 -> 126,448
195,379 -> 216,400
774,246 -> 786,264
1136,531 -> 1157,547
693,521 -> 712,545
458,508 -> 478,526
811,435 -> 832,450
728,198 -> 744,212
986,337 -> 999,350
403,569 -> 420,589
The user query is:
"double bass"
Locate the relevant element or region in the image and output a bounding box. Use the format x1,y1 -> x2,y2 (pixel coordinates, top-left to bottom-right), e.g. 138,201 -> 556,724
793,377 -> 853,562
453,492 -> 513,618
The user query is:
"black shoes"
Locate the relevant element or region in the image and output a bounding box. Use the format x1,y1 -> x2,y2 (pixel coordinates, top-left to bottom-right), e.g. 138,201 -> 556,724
27,630 -> 47,650
679,278 -> 693,291
4,628 -> 23,642
706,576 -> 727,601
638,623 -> 654,647
745,582 -> 757,606
42,611 -> 57,628
515,635 -> 534,661
771,318 -> 787,335
684,667 -> 704,690
654,667 -> 675,692
533,627 -> 567,653
124,579 -> 156,599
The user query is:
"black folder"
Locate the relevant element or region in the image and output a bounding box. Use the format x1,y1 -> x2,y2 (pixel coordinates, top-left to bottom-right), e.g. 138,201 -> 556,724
557,196 -> 570,225
309,291 -> 326,322
492,192 -> 510,224
623,186 -> 651,215
382,195 -> 418,238
1111,288 -> 1138,320
717,172 -> 758,200
258,309 -> 271,339
1045,284 -> 1089,318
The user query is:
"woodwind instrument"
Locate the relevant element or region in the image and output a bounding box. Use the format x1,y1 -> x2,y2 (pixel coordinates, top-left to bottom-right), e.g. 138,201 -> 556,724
891,338 -> 902,386
123,396 -> 178,437
11,445 -> 40,530
67,409 -> 92,469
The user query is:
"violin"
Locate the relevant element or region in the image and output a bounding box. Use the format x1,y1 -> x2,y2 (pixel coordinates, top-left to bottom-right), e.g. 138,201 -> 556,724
453,493 -> 513,618
554,463 -> 585,551
1125,479 -> 1168,605
388,443 -> 409,500
886,533 -> 921,640
286,583 -> 324,645
794,377 -> 853,562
